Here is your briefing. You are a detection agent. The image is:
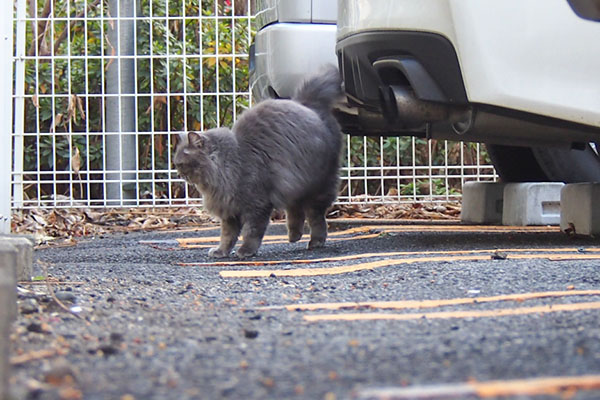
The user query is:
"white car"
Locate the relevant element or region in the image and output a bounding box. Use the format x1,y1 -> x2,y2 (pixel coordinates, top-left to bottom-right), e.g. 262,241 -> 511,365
250,0 -> 337,100
251,0 -> 600,182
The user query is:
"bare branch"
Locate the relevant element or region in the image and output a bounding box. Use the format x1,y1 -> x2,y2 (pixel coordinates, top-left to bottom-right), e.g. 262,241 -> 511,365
27,0 -> 53,57
53,0 -> 102,55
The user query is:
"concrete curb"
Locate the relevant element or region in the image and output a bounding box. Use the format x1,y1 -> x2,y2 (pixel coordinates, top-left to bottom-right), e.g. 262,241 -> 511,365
503,183 -> 564,226
561,183 -> 600,236
1,236 -> 34,282
460,182 -> 505,224
0,242 -> 18,400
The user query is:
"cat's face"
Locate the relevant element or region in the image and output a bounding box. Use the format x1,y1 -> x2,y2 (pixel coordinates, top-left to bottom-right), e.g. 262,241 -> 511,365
174,132 -> 209,185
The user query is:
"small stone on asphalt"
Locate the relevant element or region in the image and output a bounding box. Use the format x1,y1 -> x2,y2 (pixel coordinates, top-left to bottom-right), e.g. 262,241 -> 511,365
55,291 -> 77,302
244,329 -> 259,339
20,299 -> 39,314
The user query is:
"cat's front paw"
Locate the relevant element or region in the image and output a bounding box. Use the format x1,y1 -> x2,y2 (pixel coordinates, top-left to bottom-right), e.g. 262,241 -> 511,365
307,237 -> 326,250
234,247 -> 257,259
208,247 -> 230,258
288,229 -> 303,243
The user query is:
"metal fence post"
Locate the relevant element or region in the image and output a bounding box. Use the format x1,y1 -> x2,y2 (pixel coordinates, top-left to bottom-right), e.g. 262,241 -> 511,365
106,0 -> 137,206
0,0 -> 17,233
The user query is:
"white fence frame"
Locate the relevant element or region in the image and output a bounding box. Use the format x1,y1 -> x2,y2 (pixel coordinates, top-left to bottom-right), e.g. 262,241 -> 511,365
1,1 -> 17,233
9,0 -> 496,215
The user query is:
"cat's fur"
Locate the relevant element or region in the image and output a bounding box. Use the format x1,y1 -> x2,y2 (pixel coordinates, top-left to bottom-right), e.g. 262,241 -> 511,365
174,65 -> 342,258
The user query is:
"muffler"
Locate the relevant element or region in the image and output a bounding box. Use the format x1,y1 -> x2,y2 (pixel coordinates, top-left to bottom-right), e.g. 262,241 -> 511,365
382,85 -> 473,132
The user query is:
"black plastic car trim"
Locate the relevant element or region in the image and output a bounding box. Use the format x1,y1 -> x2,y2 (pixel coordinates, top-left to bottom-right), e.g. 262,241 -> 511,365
336,31 -> 468,108
373,57 -> 447,103
567,0 -> 600,21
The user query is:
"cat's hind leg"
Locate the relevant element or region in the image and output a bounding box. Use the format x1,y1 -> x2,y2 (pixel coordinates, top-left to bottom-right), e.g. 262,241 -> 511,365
208,217 -> 241,258
305,204 -> 328,249
236,210 -> 271,258
286,204 -> 305,243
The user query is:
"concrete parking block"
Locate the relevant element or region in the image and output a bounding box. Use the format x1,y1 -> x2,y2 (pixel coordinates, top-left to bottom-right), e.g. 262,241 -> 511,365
503,183 -> 564,226
0,242 -> 18,400
460,181 -> 505,224
561,183 -> 600,236
1,236 -> 33,281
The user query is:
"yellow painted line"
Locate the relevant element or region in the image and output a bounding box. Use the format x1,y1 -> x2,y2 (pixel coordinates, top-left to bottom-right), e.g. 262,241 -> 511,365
358,375 -> 600,398
178,233 -> 383,249
379,225 -> 559,233
279,290 -> 600,311
176,224 -> 561,248
177,226 -> 375,244
177,233 -> 381,249
545,254 -> 600,260
219,253 -> 600,278
183,247 -> 600,266
473,375 -> 600,397
161,226 -> 219,233
176,226 -> 379,248
302,301 -> 600,322
220,256 -> 480,277
333,224 -> 559,233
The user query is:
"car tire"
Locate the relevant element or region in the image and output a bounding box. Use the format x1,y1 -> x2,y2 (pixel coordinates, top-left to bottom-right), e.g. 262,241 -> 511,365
486,143 -> 600,183
486,144 -> 548,182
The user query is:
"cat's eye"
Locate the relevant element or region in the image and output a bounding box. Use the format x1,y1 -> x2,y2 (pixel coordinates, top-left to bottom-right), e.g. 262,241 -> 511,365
183,148 -> 193,155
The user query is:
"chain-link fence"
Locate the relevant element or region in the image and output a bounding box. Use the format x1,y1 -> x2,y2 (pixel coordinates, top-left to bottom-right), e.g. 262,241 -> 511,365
10,0 -> 496,210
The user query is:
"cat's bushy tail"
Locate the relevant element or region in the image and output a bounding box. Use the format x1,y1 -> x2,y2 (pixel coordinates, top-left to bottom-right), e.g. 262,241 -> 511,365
292,64 -> 342,115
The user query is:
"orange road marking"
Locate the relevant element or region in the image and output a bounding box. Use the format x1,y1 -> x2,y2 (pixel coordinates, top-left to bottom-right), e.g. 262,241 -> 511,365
182,247 -> 600,266
220,256 -> 482,277
302,301 -> 600,322
275,290 -> 600,311
177,234 -> 382,248
381,225 -> 559,232
219,253 -> 600,278
178,233 -> 383,249
161,226 -> 219,233
177,226 -> 375,243
473,375 -> 600,397
176,224 -> 561,248
176,226 -> 378,248
357,375 -> 600,398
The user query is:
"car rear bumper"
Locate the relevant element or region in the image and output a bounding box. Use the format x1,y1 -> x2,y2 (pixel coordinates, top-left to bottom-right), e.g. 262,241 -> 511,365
337,0 -> 600,128
335,29 -> 600,145
250,22 -> 337,101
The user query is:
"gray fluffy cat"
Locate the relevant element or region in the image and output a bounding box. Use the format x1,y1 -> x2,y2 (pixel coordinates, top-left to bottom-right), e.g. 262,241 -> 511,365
174,65 -> 342,258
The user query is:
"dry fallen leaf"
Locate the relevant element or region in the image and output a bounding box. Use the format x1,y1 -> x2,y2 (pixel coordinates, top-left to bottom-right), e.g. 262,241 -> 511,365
72,146 -> 81,175
11,207 -> 213,245
51,113 -> 63,133
76,95 -> 86,120
328,202 -> 461,220
66,94 -> 78,125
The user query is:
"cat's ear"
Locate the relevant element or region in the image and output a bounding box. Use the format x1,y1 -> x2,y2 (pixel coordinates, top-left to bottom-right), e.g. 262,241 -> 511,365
188,132 -> 205,148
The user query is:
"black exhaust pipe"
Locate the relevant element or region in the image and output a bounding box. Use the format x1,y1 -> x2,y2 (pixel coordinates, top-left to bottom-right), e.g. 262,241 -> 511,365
382,85 -> 473,132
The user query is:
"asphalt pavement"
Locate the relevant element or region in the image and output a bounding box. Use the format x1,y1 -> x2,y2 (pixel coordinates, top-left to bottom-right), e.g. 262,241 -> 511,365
10,220 -> 600,399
